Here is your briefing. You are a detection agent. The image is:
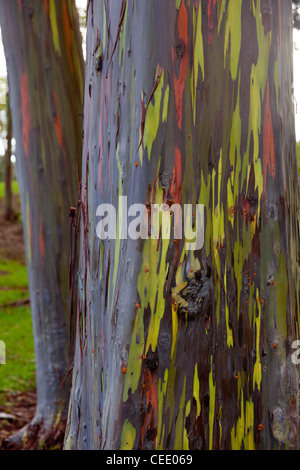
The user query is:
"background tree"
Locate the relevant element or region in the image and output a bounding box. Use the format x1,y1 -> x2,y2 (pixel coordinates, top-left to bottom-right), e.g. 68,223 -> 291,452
4,90 -> 14,221
0,0 -> 84,449
293,0 -> 300,29
0,78 -> 15,220
65,0 -> 300,450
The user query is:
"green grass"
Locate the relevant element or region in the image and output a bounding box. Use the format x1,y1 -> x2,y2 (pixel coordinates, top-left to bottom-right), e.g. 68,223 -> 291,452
0,260 -> 35,393
0,180 -> 19,200
0,306 -> 35,392
0,260 -> 28,289
0,182 -> 35,393
0,290 -> 28,306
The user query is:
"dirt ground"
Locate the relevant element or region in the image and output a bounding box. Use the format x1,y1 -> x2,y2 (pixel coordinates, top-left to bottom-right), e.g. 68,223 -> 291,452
0,391 -> 36,447
0,195 -> 37,449
0,195 -> 25,263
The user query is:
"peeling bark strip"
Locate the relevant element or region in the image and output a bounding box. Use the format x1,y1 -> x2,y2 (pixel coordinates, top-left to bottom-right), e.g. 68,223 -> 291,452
65,0 -> 300,450
0,0 -> 84,448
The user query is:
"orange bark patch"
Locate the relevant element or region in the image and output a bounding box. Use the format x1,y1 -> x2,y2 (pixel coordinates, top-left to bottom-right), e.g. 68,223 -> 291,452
177,0 -> 188,42
263,81 -> 276,189
20,72 -> 31,159
62,1 -> 74,74
140,368 -> 158,448
43,0 -> 49,15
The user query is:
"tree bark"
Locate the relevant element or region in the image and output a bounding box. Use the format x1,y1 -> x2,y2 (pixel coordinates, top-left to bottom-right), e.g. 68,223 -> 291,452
0,0 -> 84,449
66,0 -> 300,450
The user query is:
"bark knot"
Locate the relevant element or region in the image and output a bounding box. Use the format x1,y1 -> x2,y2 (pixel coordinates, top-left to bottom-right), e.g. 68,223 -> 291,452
172,269 -> 214,321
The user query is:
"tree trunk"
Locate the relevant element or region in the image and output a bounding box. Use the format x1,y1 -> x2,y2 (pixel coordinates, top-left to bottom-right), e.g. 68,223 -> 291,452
0,0 -> 84,449
4,90 -> 14,221
64,0 -> 300,450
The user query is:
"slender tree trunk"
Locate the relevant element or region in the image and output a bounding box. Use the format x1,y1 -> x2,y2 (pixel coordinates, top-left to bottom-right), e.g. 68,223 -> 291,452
0,0 -> 84,449
4,90 -> 14,221
64,0 -> 300,450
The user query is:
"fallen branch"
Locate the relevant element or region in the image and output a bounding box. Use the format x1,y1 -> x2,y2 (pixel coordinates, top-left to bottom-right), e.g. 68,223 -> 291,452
0,298 -> 30,309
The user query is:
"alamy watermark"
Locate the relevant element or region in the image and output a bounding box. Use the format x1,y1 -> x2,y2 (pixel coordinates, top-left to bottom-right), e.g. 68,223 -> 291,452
96,197 -> 204,251
291,341 -> 300,365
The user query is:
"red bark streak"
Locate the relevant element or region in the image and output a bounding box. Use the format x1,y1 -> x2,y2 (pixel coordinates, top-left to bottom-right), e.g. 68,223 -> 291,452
62,1 -> 74,74
140,369 -> 158,449
263,81 -> 276,189
177,0 -> 188,41
20,71 -> 31,158
43,0 -> 49,16
170,146 -> 182,204
53,91 -> 63,148
173,1 -> 189,130
208,0 -> 216,44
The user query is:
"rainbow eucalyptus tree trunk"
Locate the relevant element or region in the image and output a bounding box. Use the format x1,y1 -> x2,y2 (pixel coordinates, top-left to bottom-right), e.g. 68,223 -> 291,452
0,0 -> 84,448
65,0 -> 300,450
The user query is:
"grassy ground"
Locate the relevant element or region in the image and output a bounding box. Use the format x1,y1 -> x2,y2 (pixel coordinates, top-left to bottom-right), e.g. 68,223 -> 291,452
0,182 -> 37,447
0,261 -> 35,393
0,180 -> 19,200
0,185 -> 36,393
0,184 -> 36,446
297,141 -> 300,174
